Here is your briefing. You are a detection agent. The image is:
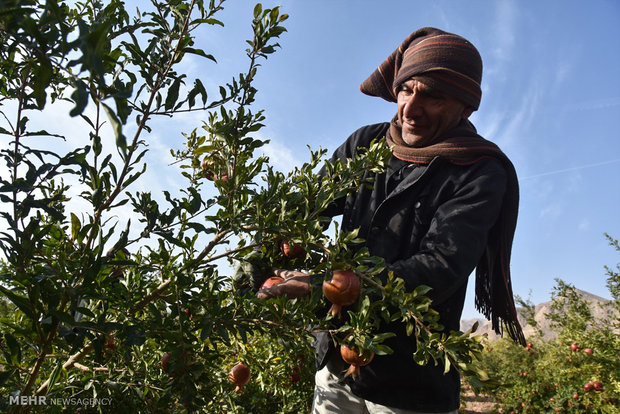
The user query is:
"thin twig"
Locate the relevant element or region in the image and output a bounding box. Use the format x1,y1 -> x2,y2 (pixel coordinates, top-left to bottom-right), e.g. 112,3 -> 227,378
34,342 -> 95,396
73,363 -> 126,373
358,272 -> 386,292
202,242 -> 262,264
132,279 -> 173,314
183,229 -> 229,269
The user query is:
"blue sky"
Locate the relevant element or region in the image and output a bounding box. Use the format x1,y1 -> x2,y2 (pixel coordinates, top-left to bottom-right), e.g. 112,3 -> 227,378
161,0 -> 618,319
8,0 -> 618,320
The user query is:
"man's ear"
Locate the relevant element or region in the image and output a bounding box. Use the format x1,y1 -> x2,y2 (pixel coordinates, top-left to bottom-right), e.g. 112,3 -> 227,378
461,106 -> 474,119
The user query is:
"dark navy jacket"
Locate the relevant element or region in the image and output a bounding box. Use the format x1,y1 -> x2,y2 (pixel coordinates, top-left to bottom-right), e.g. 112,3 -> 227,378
315,122 -> 507,411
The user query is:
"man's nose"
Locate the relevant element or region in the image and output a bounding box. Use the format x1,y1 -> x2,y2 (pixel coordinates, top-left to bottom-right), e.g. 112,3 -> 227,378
402,91 -> 424,118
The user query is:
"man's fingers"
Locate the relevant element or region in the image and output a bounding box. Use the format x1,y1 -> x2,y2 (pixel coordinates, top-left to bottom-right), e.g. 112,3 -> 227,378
273,268 -> 308,280
256,277 -> 310,299
256,289 -> 273,300
256,282 -> 282,299
274,268 -> 295,279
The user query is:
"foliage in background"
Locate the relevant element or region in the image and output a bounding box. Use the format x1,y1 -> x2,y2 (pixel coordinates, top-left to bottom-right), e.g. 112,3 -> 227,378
474,234 -> 619,413
1,1 -> 493,413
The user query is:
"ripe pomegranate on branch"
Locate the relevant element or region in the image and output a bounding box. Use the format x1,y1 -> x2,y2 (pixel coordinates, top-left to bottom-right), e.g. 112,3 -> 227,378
201,154 -> 228,182
229,362 -> 251,392
280,239 -> 306,259
340,341 -> 374,379
322,269 -> 361,318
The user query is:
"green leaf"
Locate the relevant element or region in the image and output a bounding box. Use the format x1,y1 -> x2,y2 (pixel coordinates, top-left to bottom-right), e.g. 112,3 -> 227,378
0,285 -> 34,319
32,59 -> 53,108
443,354 -> 451,374
413,349 -> 427,366
50,310 -> 78,325
165,77 -> 183,111
70,80 -> 89,117
413,284 -> 433,297
102,103 -> 127,152
467,376 -> 485,390
70,213 -> 81,241
76,306 -> 96,318
46,359 -> 64,393
4,333 -> 21,364
253,3 -> 263,18
23,130 -> 65,138
124,325 -> 146,346
373,332 -> 396,342
192,18 -> 224,26
372,344 -> 393,356
0,369 -> 16,387
183,47 -> 217,63
200,324 -> 213,341
187,79 -> 207,108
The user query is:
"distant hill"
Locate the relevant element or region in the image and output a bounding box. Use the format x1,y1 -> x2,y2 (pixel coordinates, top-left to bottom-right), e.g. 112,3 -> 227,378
460,289 -> 615,341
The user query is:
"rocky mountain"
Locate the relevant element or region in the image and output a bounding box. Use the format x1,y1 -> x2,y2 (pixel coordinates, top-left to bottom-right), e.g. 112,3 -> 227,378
460,289 -> 615,341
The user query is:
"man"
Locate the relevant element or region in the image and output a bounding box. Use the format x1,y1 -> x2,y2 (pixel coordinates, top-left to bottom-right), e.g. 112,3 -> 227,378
258,27 -> 524,413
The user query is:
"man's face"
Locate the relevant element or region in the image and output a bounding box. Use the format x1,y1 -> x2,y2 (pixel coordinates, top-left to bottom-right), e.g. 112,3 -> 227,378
396,77 -> 473,147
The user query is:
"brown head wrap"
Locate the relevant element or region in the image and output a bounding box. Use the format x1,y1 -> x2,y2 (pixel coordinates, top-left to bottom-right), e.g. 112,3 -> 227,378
360,27 -> 483,109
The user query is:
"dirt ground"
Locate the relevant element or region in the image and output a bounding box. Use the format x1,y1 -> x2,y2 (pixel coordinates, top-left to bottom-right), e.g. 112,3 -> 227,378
460,386 -> 497,413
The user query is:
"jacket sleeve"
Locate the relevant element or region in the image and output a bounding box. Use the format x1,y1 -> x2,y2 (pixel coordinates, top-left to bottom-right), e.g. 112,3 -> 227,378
387,160 -> 507,305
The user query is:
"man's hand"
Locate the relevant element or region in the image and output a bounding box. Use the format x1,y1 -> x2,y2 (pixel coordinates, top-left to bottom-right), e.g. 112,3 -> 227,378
256,269 -> 311,300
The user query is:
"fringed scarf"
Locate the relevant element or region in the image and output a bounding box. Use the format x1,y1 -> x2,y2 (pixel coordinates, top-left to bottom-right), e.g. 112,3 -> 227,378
387,117 -> 526,345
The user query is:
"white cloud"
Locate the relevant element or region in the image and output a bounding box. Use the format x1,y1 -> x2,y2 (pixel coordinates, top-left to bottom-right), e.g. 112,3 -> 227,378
562,96 -> 620,113
520,159 -> 620,181
476,111 -> 502,143
479,78 -> 542,157
539,202 -> 562,220
492,0 -> 518,63
553,60 -> 572,87
526,178 -> 555,200
578,218 -> 591,231
566,172 -> 583,193
260,135 -> 304,173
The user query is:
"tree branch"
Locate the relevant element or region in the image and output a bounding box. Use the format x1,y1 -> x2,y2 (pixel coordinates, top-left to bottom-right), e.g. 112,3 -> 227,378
34,342 -> 95,396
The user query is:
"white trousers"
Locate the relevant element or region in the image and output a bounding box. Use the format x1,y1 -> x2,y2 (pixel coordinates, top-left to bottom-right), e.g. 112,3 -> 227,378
311,363 -> 458,414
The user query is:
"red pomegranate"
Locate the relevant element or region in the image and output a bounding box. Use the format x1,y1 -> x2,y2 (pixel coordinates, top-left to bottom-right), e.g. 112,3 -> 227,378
289,367 -> 300,385
105,333 -> 116,350
340,343 -> 374,379
260,276 -> 285,290
161,352 -> 171,373
229,362 -> 251,392
201,155 -> 228,182
161,351 -> 191,378
280,240 -> 306,259
322,270 -> 360,318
